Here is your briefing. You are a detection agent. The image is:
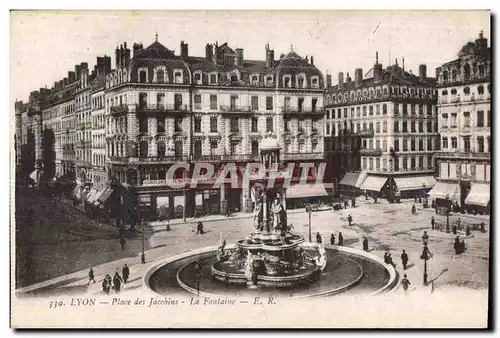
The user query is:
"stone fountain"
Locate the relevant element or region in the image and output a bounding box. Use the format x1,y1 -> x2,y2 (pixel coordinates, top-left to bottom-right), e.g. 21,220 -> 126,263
211,134 -> 324,288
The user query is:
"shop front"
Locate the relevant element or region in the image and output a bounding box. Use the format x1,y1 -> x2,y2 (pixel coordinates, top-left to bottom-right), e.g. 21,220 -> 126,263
464,182 -> 490,215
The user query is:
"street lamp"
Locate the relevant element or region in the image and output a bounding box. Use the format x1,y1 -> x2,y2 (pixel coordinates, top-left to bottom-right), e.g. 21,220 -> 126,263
445,194 -> 451,233
421,231 -> 430,286
306,205 -> 312,242
141,217 -> 146,264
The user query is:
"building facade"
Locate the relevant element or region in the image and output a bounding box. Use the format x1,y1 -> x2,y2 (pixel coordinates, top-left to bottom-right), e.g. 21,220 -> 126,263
431,32 -> 491,214
325,53 -> 439,200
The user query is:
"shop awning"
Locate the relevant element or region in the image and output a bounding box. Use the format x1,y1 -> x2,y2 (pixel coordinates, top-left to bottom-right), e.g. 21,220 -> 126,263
339,172 -> 367,188
465,183 -> 490,207
286,184 -> 330,199
93,190 -> 104,205
97,188 -> 115,204
360,176 -> 388,192
394,176 -> 436,191
427,182 -> 459,201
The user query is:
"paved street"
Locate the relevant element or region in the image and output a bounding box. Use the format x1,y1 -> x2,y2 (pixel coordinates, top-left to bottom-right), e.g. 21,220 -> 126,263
15,188 -> 490,297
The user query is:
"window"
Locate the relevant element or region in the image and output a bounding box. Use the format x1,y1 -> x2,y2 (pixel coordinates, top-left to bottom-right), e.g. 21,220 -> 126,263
157,119 -> 165,133
463,137 -> 471,153
194,72 -> 201,83
382,104 -> 387,115
325,123 -> 330,135
411,157 -> 416,170
394,103 -> 399,115
369,106 -> 374,115
174,71 -> 182,84
463,112 -> 470,127
487,110 -> 491,127
174,117 -> 183,132
376,122 -> 380,133
284,77 -> 290,88
477,136 -> 484,153
210,95 -> 217,110
369,158 -> 374,170
312,78 -> 318,88
362,158 -> 367,170
298,119 -> 305,132
376,105 -> 380,115
403,139 -> 408,151
382,140 -> 387,152
230,141 -> 238,155
230,118 -> 239,133
427,155 -> 433,169
139,70 -> 147,83
252,117 -> 258,132
402,121 -> 408,133
139,116 -> 148,133
363,106 -> 367,116
312,141 -> 319,152
419,104 -> 424,115
139,141 -> 148,158
442,137 -> 448,149
376,140 -> 380,150
210,141 -> 217,155
402,157 -> 408,170
194,94 -> 202,110
251,75 -> 258,84
194,117 -> 202,132
427,139 -> 432,151
411,139 -> 416,151
356,107 -> 360,117
298,140 -> 305,153
337,109 -> 341,119
411,104 -> 416,115
251,96 -> 259,111
478,85 -> 484,95
284,97 -> 291,110
156,69 -> 165,83
411,121 -> 416,133
174,94 -> 183,110
383,121 -> 387,133
210,117 -> 218,132
369,122 -> 374,131
402,104 -> 408,115
464,87 -> 470,95
252,141 -> 259,157
419,138 -> 424,151
298,98 -> 305,112
194,140 -> 202,158
451,137 -> 457,149
210,74 -> 217,84
343,108 -> 348,118
417,122 -> 423,133
427,121 -> 433,132
394,121 -> 399,133
266,117 -> 273,132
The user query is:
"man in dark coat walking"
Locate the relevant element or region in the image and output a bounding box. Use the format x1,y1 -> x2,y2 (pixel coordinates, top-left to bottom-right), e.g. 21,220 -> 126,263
338,232 -> 344,246
330,233 -> 335,245
316,232 -> 322,244
122,264 -> 130,284
102,274 -> 111,294
344,200 -> 348,209
401,250 -> 409,270
88,267 -> 96,284
431,216 -> 435,230
120,237 -> 126,251
113,270 -> 124,293
196,222 -> 204,234
347,214 -> 353,226
362,236 -> 368,251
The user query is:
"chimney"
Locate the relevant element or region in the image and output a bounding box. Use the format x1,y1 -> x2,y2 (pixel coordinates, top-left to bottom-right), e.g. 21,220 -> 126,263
205,43 -> 213,61
338,72 -> 344,89
119,44 -> 125,68
115,46 -> 121,68
235,48 -> 243,67
123,42 -> 131,67
133,43 -> 143,58
68,71 -> 75,83
326,74 -> 332,88
419,64 -> 427,79
180,41 -> 189,60
265,44 -> 274,68
75,65 -> 81,80
54,81 -> 59,90
310,56 -> 314,65
345,72 -> 352,83
104,56 -> 112,74
402,57 -> 405,71
355,68 -> 363,86
59,80 -> 64,89
373,52 -> 382,82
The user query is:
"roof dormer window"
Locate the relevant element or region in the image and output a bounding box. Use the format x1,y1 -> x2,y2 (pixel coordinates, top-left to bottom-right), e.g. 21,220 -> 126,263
138,67 -> 148,83
283,75 -> 291,88
209,72 -> 218,85
153,66 -> 167,84
174,70 -> 183,84
251,74 -> 259,85
311,76 -> 319,88
265,75 -> 273,87
194,71 -> 202,84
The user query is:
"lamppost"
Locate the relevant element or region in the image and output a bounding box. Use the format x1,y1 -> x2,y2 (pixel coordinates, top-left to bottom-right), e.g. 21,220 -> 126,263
306,205 -> 312,242
445,194 -> 451,233
141,217 -> 146,264
421,231 -> 430,286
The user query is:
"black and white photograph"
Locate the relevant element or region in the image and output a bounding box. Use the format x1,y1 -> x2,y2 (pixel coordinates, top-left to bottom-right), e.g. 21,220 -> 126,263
9,9 -> 491,328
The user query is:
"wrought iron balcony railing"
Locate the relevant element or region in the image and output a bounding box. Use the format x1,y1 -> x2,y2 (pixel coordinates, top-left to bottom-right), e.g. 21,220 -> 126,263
135,103 -> 188,112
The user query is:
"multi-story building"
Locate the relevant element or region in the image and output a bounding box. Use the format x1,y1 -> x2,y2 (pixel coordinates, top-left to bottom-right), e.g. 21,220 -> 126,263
431,32 -> 491,214
104,37 -> 327,219
325,53 -> 439,200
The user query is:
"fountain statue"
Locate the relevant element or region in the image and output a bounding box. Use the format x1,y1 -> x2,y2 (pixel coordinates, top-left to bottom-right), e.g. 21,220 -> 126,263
211,134 -> 323,288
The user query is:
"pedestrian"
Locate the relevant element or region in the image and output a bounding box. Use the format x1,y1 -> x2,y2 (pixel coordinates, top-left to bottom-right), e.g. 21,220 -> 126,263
411,204 -> 416,215
466,224 -> 471,236
351,197 -> 356,208
113,270 -> 123,293
102,274 -> 111,294
120,237 -> 126,251
122,264 -> 130,284
166,218 -> 171,231
401,250 -> 408,270
316,232 -> 322,244
338,232 -> 344,246
330,233 -> 335,245
347,214 -> 353,226
431,216 -> 435,230
414,195 -> 418,203
452,224 -> 457,235
387,253 -> 396,268
374,195 -> 378,204
88,267 -> 96,284
362,236 -> 368,251
384,251 -> 390,264
196,222 -> 204,234
344,200 -> 348,209
480,221 -> 485,233
456,217 -> 462,229
401,274 -> 411,293
454,236 -> 461,254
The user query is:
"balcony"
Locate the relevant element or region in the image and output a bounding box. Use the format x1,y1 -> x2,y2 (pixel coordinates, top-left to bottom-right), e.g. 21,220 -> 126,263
220,154 -> 254,162
74,159 -> 92,168
283,152 -> 324,161
135,103 -> 188,113
110,104 -> 129,115
434,151 -> 490,160
359,148 -> 383,156
281,106 -> 325,115
192,155 -> 223,162
220,105 -> 251,113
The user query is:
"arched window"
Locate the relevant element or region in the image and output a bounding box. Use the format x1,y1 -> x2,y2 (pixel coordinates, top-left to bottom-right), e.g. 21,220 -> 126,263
442,70 -> 449,81
442,90 -> 448,95
463,87 -> 470,95
451,69 -> 457,81
464,64 -> 471,81
156,69 -> 165,83
450,89 -> 457,95
478,65 -> 485,77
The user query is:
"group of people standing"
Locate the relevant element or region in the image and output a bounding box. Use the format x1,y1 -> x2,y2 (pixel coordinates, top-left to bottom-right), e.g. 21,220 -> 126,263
88,264 -> 130,295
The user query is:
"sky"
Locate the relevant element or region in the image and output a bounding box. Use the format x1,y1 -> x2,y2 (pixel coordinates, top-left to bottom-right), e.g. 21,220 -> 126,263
10,10 -> 490,107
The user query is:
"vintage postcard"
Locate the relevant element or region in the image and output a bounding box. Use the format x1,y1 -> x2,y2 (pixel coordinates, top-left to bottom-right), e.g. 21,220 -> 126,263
10,10 -> 491,328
